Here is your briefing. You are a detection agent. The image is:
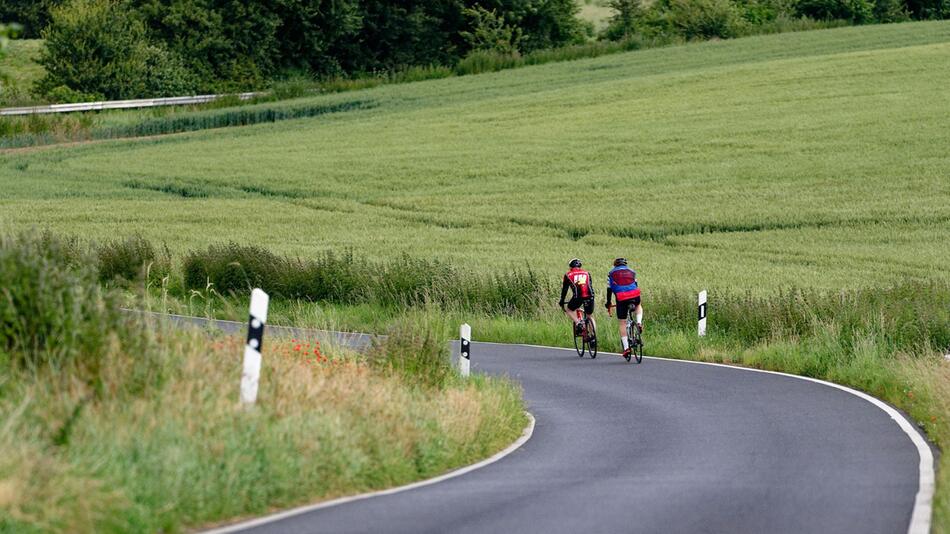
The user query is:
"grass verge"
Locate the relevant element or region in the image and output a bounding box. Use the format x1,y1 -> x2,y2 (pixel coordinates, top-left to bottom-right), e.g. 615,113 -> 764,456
0,233 -> 527,533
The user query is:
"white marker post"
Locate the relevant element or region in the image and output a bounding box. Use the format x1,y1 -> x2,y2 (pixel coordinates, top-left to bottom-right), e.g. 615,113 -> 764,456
459,323 -> 471,378
240,288 -> 270,405
698,290 -> 708,337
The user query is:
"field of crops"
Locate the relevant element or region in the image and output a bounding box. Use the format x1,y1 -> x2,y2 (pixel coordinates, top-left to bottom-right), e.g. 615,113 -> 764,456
2,21 -> 949,294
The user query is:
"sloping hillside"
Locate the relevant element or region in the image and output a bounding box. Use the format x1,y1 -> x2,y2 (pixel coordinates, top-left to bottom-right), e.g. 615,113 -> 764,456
1,21 -> 948,293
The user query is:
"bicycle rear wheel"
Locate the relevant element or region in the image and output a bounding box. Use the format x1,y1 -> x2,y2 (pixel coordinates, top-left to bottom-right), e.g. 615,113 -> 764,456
586,322 -> 597,359
573,323 -> 585,357
634,332 -> 643,364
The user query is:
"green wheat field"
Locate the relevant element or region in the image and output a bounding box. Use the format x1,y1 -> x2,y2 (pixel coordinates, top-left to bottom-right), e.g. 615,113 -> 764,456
2,21 -> 949,294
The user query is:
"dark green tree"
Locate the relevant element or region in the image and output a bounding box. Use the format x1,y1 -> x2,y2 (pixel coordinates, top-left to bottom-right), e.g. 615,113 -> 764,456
601,0 -> 645,40
793,0 -> 875,21
0,0 -> 65,38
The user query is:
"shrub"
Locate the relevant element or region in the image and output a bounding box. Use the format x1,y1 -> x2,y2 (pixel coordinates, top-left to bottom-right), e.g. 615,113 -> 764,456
0,1 -> 62,38
460,6 -> 523,55
97,235 -> 170,284
36,0 -> 196,100
872,0 -> 912,20
652,0 -> 749,39
793,0 -> 875,21
601,0 -> 648,41
183,243 -> 286,296
0,232 -> 123,377
42,84 -> 102,103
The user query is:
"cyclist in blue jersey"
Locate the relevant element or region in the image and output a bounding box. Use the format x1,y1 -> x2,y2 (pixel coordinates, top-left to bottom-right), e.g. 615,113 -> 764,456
604,257 -> 643,360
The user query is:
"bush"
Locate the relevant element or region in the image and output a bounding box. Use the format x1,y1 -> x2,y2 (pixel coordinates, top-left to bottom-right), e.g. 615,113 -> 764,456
183,243 -> 286,296
36,0 -> 197,101
601,0 -> 648,41
42,84 -> 102,103
460,6 -> 523,55
872,0 -> 912,20
652,0 -> 749,39
793,0 -> 875,21
0,232 -> 127,378
97,235 -> 170,284
0,1 -> 63,39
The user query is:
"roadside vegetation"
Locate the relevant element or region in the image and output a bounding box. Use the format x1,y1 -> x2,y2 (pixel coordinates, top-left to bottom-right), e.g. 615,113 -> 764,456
37,231 -> 950,530
0,232 -> 527,533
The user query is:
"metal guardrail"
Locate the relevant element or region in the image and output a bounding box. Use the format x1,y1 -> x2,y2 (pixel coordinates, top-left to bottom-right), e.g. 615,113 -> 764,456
0,92 -> 260,116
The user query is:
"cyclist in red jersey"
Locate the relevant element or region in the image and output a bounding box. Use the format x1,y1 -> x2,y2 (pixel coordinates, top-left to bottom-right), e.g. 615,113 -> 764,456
559,258 -> 596,336
604,257 -> 643,359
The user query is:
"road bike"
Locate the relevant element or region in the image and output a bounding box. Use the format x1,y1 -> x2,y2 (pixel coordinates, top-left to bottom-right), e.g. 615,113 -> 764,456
608,305 -> 643,363
625,313 -> 643,364
566,305 -> 597,359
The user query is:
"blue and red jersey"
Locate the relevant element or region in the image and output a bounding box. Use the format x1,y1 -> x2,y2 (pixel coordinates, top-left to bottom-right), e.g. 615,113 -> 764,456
607,266 -> 640,301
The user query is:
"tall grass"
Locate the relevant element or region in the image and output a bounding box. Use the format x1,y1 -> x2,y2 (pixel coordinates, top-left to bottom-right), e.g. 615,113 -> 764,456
182,243 -> 549,315
0,231 -> 131,376
0,232 -> 527,533
96,234 -> 171,285
0,99 -> 374,149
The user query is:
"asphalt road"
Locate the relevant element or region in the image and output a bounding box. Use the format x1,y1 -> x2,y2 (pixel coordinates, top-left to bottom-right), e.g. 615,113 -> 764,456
218,341 -> 926,534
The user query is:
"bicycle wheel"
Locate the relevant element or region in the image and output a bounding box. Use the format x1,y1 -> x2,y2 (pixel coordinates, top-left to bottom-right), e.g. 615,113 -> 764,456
586,321 -> 597,359
634,331 -> 643,364
624,320 -> 635,363
573,322 -> 585,357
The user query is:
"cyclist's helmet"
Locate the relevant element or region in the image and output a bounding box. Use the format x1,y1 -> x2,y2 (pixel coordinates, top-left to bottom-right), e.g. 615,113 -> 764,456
613,257 -> 627,267
569,258 -> 582,268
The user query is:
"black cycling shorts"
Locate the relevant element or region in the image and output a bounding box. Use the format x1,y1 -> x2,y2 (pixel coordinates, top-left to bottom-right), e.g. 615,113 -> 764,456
567,297 -> 595,315
615,297 -> 641,320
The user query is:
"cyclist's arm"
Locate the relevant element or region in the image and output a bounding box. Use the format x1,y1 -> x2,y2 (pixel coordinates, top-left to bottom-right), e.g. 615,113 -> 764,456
559,276 -> 570,305
605,287 -> 614,308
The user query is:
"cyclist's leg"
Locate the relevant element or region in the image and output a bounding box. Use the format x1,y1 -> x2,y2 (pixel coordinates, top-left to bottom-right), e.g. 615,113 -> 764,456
583,299 -> 596,331
633,297 -> 643,328
565,298 -> 582,326
616,300 -> 630,350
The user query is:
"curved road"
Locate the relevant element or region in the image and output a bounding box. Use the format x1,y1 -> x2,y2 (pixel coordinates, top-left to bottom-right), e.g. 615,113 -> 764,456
211,341 -> 929,534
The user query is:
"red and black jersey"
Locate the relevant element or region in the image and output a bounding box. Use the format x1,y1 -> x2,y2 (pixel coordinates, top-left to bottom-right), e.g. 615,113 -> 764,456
561,268 -> 594,301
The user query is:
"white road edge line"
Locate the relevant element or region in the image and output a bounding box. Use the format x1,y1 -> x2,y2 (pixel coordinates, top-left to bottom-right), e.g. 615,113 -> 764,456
199,412 -> 536,534
476,340 -> 936,534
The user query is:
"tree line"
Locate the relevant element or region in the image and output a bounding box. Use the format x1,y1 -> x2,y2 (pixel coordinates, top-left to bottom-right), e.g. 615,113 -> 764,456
4,0 -> 584,100
0,0 -> 947,102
